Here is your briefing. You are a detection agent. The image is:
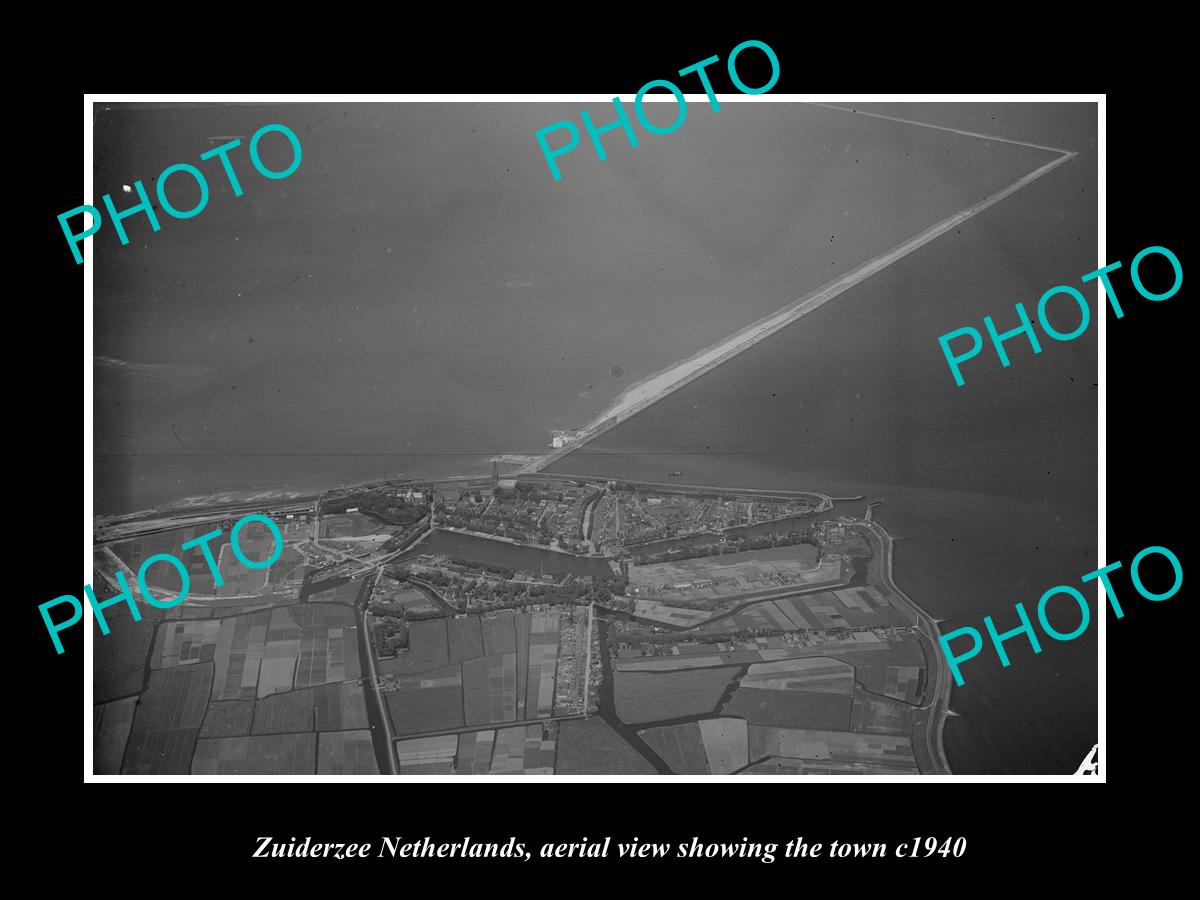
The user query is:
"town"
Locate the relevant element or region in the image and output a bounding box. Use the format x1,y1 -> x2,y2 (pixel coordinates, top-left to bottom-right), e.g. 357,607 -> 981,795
91,468 -> 950,777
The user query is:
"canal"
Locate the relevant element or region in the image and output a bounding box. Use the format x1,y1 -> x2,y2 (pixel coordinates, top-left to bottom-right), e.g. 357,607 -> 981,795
399,529 -> 614,578
593,616 -> 674,775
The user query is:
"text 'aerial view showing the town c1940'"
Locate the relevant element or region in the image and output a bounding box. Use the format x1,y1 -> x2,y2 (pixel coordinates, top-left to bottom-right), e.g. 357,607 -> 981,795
91,100 -> 1097,777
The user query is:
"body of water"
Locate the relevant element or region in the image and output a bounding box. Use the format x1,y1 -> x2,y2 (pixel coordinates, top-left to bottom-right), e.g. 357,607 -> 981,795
548,105 -> 1099,774
93,102 -> 1098,774
400,529 -> 614,579
95,102 -> 1057,516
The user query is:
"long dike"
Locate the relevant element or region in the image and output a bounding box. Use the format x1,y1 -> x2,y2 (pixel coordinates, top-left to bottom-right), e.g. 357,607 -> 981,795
521,147 -> 1074,479
859,520 -> 953,775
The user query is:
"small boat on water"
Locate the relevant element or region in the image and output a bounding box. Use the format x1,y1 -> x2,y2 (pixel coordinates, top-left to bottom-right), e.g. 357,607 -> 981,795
667,471 -> 683,477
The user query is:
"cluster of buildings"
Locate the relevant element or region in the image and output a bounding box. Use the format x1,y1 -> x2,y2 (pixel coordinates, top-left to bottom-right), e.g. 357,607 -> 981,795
553,605 -> 599,715
550,429 -> 583,449
594,488 -> 819,550
431,479 -> 600,551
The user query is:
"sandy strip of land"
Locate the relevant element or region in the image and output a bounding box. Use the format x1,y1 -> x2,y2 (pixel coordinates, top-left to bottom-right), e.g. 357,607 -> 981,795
523,141 -> 1075,475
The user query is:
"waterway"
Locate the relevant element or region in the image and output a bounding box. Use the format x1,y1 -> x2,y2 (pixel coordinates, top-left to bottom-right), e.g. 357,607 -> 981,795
397,529 -> 613,578
548,106 -> 1099,775
95,103 -> 1060,519
593,616 -> 673,775
627,512 -> 824,557
94,104 -> 1097,776
303,572 -> 394,775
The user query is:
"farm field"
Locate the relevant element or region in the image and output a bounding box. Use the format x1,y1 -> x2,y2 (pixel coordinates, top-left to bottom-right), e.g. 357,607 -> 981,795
792,589 -> 908,630
150,603 -> 359,700
192,733 -> 316,774
318,731 -> 379,774
448,617 -> 485,664
321,512 -> 385,539
481,613 -> 517,655
110,524 -> 228,595
614,667 -> 740,724
851,695 -> 916,735
515,612 -> 530,716
610,634 -> 929,773
294,604 -> 359,686
555,718 -> 656,775
395,735 -> 457,774
94,697 -> 137,775
378,618 -> 449,675
252,683 -> 370,734
630,601 -> 713,628
122,664 -> 212,774
721,687 -> 853,730
213,537 -> 268,595
612,635 -> 898,673
377,606 -> 575,737
854,660 -> 927,700
386,664 -> 464,735
629,568 -> 850,624
489,724 -> 556,774
698,717 -> 748,774
393,725 -> 558,775
637,717 -> 754,775
524,611 -> 560,719
267,546 -> 309,585
639,722 -> 709,774
456,730 -> 496,774
109,519 -> 293,598
200,700 -> 255,738
679,586 -> 909,635
740,657 -> 854,693
742,757 -> 920,775
628,547 -> 838,605
91,570 -> 166,704
95,582 -> 373,774
462,653 -> 518,726
692,596 -> 817,633
882,666 -> 923,703
748,726 -> 918,769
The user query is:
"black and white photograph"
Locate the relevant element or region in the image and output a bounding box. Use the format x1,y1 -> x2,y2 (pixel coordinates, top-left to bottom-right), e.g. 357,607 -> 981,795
81,94 -> 1103,780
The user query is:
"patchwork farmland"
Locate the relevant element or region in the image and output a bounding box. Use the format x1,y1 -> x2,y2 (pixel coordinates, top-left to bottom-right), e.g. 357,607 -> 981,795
93,544 -> 380,774
392,724 -> 556,776
603,630 -> 932,774
379,605 -> 592,740
93,476 -> 943,776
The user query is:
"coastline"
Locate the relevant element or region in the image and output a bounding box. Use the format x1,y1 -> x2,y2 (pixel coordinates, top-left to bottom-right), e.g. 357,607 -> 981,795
522,147 -> 1075,478
861,519 -> 952,775
418,502 -> 952,774
94,469 -> 953,776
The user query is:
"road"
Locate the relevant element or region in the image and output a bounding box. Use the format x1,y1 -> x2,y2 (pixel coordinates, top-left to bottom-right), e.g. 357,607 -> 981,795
858,521 -> 953,775
387,713 -> 586,742
582,602 -> 594,712
520,147 -> 1075,477
331,524 -> 435,580
95,500 -> 316,544
357,573 -> 398,774
533,472 -> 833,505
